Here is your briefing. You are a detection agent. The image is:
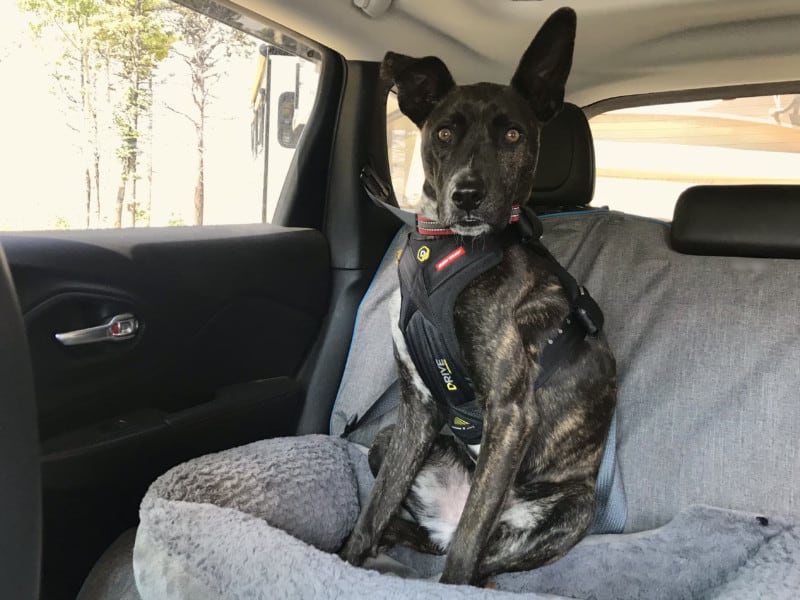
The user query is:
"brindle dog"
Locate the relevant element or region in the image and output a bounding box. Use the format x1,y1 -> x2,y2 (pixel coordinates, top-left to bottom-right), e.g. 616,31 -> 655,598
341,7 -> 616,586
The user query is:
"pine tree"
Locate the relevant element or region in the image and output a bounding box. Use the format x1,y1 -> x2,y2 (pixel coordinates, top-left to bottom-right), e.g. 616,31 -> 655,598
167,2 -> 249,225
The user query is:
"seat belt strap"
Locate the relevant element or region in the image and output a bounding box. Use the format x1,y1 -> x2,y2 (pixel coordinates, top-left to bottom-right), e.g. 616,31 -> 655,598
361,165 -> 416,228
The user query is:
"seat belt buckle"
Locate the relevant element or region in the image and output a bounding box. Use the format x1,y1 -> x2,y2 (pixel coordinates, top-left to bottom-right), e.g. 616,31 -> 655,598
341,414 -> 361,438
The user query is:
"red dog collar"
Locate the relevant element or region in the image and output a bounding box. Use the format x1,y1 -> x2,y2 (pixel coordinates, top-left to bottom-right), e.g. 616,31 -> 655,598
416,205 -> 522,236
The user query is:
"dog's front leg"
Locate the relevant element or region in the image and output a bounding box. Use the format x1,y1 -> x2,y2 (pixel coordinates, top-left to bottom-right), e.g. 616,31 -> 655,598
439,376 -> 535,585
340,344 -> 444,566
340,370 -> 441,565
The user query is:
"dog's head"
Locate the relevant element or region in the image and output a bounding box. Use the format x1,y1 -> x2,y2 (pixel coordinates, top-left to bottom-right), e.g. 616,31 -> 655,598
382,7 -> 576,236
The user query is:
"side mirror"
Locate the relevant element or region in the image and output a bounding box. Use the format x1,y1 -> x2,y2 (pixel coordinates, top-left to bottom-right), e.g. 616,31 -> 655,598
277,92 -> 305,148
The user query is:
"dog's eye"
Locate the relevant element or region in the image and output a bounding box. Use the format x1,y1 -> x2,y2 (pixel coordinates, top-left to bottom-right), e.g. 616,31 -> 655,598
504,128 -> 522,144
437,127 -> 453,143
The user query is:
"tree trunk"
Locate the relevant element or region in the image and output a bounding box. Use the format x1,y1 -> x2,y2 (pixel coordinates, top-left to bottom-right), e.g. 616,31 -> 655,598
85,168 -> 91,229
193,106 -> 205,225
193,131 -> 204,225
117,149 -> 136,228
80,36 -> 93,229
127,1 -> 143,227
145,77 -> 154,227
129,89 -> 140,227
91,74 -> 101,227
115,175 -> 126,228
94,151 -> 101,226
131,154 -> 138,227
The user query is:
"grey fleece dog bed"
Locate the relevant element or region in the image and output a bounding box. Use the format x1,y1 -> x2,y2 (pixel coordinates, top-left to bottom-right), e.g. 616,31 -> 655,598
134,213 -> 800,598
134,434 -> 800,600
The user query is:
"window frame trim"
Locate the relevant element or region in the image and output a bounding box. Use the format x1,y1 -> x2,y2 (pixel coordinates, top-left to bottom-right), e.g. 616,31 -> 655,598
584,80 -> 800,118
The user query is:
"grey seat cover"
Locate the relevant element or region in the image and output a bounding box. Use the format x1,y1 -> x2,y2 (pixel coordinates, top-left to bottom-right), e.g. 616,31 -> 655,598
539,210 -> 799,530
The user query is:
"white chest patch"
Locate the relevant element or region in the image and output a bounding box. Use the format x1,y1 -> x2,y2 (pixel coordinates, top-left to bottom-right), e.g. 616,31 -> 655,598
409,464 -> 472,551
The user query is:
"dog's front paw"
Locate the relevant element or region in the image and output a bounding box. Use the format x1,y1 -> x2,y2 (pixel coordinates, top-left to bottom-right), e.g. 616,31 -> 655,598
339,533 -> 373,567
438,571 -> 468,586
439,556 -> 478,586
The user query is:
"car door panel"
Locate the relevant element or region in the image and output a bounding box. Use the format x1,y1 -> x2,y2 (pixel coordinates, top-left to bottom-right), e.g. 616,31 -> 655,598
2,224 -> 329,441
40,376 -> 303,490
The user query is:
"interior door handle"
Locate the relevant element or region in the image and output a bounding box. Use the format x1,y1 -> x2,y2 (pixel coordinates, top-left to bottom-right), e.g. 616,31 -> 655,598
55,313 -> 139,346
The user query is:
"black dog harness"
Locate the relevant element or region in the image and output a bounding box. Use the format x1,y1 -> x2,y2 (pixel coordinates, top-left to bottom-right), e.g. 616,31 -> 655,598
362,167 -> 604,445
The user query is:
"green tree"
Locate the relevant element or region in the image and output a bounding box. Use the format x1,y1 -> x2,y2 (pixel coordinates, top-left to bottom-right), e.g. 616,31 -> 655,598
166,2 -> 249,225
19,0 -> 106,228
99,0 -> 174,227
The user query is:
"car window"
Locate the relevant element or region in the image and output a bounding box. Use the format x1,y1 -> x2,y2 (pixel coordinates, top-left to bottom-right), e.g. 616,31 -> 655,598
386,92 -> 800,221
590,94 -> 800,220
386,92 -> 423,212
0,0 -> 320,230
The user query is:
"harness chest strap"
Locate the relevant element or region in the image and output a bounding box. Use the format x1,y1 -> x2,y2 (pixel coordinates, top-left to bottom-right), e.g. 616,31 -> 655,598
397,234 -> 501,444
397,210 -> 603,445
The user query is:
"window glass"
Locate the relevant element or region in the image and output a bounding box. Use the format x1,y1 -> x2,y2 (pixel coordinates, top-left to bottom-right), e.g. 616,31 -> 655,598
0,0 -> 320,230
386,92 -> 423,211
590,95 -> 800,220
386,93 -> 800,221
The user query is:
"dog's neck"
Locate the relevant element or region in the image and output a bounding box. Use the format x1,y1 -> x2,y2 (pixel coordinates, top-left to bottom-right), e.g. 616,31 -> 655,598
415,205 -> 522,237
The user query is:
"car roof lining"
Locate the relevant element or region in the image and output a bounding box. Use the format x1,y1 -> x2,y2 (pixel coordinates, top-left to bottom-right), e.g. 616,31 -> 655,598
228,0 -> 800,107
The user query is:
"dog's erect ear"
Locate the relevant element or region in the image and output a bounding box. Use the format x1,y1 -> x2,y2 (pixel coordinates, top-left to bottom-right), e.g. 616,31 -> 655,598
511,7 -> 576,123
381,51 -> 456,127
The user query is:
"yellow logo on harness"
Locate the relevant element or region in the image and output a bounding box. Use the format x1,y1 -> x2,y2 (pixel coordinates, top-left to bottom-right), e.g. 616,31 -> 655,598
453,417 -> 470,427
435,358 -> 458,391
416,246 -> 430,262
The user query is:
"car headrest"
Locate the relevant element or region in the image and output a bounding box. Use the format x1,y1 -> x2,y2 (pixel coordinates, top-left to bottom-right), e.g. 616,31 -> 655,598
671,185 -> 800,258
530,103 -> 595,210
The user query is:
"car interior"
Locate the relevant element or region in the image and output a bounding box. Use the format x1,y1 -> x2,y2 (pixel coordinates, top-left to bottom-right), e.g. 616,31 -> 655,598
1,0 -> 799,598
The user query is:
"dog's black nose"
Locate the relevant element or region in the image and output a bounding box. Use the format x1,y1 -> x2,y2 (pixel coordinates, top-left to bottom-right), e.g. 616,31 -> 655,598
451,182 -> 485,211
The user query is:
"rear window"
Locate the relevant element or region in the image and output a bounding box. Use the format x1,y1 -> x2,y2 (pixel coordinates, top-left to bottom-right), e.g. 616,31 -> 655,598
589,94 -> 800,220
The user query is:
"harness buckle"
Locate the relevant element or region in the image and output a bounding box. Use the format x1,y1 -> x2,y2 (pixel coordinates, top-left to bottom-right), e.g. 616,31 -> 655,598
516,205 -> 545,243
575,286 -> 603,335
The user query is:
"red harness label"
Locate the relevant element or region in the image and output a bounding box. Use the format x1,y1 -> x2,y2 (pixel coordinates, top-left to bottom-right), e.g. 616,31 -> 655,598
435,246 -> 466,271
